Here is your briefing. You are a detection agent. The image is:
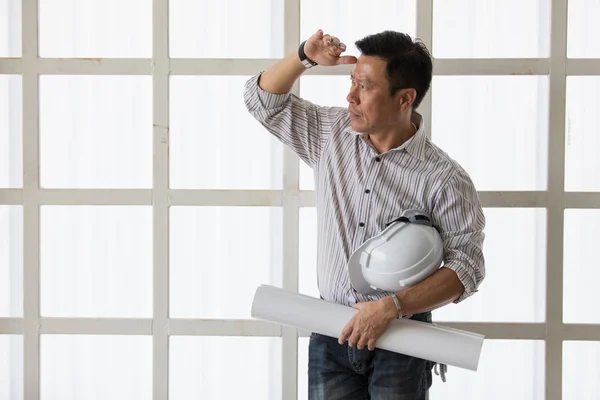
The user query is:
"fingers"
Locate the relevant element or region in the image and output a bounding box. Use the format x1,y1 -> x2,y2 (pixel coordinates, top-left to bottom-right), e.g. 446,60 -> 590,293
348,330 -> 360,348
336,55 -> 358,65
339,321 -> 353,345
357,335 -> 368,350
367,338 -> 376,351
323,34 -> 346,53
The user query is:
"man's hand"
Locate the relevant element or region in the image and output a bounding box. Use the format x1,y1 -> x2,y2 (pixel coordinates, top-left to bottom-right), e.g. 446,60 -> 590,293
303,29 -> 358,66
338,297 -> 397,351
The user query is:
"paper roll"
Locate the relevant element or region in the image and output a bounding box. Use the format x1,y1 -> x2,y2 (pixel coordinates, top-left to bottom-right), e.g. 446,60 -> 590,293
251,285 -> 484,371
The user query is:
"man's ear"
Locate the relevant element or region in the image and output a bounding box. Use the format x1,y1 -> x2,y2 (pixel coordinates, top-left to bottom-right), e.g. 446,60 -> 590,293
397,88 -> 417,111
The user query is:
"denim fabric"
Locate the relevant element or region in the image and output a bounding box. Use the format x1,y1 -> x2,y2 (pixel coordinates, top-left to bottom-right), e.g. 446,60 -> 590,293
308,312 -> 434,400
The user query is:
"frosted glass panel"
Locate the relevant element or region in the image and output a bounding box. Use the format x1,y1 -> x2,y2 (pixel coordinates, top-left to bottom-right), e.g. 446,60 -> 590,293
429,340 -> 545,400
0,335 -> 23,400
170,337 -> 281,400
433,0 -> 550,58
41,335 -> 152,400
298,337 -> 309,400
169,0 -> 284,58
432,76 -> 549,191
299,207 -> 319,299
170,207 -> 282,318
0,0 -> 21,57
565,77 -> 600,192
434,208 -> 546,322
564,210 -> 600,323
563,341 -> 600,399
40,206 -> 153,317
298,76 -> 349,191
0,75 -> 22,188
39,0 -> 151,58
40,76 -> 152,189
170,76 -> 283,189
301,0 -> 416,57
0,206 -> 22,317
568,0 -> 600,58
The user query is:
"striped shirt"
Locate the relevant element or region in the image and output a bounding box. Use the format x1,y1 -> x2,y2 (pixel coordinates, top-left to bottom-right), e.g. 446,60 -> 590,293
244,73 -> 485,307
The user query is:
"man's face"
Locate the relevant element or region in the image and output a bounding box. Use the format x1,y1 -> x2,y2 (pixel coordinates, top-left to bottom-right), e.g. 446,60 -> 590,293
346,55 -> 403,135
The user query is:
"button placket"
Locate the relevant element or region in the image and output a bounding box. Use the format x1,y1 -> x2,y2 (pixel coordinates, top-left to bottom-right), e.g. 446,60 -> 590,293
356,155 -> 383,240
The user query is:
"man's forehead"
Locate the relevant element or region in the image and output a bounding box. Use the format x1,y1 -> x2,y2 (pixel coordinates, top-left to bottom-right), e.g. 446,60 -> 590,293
351,71 -> 377,85
351,66 -> 371,81
352,57 -> 385,81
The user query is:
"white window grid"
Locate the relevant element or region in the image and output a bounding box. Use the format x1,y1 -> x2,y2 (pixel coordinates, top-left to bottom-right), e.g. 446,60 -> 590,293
0,0 -> 599,399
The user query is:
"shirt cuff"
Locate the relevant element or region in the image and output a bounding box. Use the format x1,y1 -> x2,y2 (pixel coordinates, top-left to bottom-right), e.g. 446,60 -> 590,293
443,259 -> 479,303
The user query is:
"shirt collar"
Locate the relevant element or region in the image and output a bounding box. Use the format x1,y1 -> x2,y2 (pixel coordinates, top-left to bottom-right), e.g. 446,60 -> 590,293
398,112 -> 427,161
350,112 -> 428,161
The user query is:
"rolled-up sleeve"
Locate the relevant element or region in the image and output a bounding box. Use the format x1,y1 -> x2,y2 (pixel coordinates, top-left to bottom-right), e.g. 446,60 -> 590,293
432,168 -> 486,303
243,73 -> 347,167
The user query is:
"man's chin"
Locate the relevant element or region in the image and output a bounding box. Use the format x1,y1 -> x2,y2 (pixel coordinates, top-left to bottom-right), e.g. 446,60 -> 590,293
350,120 -> 365,133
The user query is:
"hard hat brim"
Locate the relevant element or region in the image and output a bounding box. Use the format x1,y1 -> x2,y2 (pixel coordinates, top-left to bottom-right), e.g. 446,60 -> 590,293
348,245 -> 381,295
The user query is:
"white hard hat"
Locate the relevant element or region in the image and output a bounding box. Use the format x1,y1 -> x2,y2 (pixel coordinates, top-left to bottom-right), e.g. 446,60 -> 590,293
348,210 -> 444,295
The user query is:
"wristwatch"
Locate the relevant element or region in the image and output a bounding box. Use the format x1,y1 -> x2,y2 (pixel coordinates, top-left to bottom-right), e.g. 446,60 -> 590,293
298,41 -> 318,69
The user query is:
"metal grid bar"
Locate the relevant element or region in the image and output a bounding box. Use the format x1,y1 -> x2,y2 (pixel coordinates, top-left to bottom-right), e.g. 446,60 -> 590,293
0,58 -> 21,73
562,324 -> 600,341
282,1 -> 302,398
38,189 -> 152,205
6,317 -> 600,342
36,58 -> 153,75
39,318 -> 152,335
4,57 -> 579,76
169,58 -> 276,75
566,59 -> 600,76
433,58 -> 551,75
168,319 -> 282,337
546,0 -> 569,398
0,318 -> 23,334
21,0 -> 40,398
152,0 -> 170,398
0,2 -> 599,400
168,189 -> 283,206
564,192 -> 600,209
417,0 -> 433,140
2,189 -> 600,209
0,189 -> 22,204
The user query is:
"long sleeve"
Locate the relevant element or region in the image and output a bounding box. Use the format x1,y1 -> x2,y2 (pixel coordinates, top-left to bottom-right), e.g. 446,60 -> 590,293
431,168 -> 486,303
243,73 -> 348,168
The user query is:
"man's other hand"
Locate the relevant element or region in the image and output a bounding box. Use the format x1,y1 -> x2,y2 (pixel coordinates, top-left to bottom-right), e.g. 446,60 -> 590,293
338,297 -> 397,351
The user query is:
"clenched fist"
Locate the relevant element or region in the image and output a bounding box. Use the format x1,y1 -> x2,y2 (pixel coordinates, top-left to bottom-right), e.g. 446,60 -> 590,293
303,29 -> 358,66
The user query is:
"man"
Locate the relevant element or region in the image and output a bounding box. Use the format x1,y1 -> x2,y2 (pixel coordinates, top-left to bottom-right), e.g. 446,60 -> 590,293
244,29 -> 485,400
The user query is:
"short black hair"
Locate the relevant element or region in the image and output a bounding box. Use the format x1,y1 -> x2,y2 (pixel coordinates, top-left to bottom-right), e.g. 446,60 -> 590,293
355,31 -> 432,109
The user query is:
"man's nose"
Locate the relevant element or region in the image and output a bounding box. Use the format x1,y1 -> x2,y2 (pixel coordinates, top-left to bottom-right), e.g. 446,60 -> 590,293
346,88 -> 358,104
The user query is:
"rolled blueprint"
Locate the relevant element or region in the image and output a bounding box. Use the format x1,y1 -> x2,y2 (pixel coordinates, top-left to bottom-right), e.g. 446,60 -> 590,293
251,285 -> 484,371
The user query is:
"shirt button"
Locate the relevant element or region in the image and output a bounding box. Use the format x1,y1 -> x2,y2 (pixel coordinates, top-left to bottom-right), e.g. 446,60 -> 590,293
364,189 -> 370,194
375,157 -> 381,162
359,222 -> 365,227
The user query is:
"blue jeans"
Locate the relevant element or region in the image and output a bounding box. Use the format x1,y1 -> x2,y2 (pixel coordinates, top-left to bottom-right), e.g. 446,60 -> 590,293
308,312 -> 433,400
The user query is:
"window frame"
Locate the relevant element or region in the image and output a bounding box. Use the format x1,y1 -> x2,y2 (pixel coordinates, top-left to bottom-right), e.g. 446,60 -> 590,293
0,0 -> 599,399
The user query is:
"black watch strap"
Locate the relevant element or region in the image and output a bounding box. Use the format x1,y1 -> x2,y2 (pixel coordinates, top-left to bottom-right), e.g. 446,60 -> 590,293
298,41 -> 318,69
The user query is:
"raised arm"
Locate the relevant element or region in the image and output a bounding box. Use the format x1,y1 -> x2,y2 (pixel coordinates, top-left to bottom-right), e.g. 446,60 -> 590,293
244,30 -> 358,167
258,29 -> 358,94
